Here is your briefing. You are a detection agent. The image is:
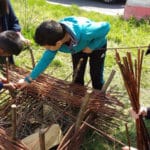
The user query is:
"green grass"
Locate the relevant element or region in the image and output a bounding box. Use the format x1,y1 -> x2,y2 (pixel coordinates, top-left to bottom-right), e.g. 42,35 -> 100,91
9,0 -> 150,149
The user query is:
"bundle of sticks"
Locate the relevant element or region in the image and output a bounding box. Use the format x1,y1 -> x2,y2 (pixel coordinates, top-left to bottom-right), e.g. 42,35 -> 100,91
0,66 -> 126,149
0,127 -> 28,150
115,49 -> 150,150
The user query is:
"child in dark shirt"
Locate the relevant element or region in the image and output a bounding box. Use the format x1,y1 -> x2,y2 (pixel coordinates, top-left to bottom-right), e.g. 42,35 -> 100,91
0,0 -> 29,64
0,30 -> 24,90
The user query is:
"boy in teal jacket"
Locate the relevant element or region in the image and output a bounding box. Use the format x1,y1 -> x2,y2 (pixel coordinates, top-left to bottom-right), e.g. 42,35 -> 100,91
17,16 -> 110,90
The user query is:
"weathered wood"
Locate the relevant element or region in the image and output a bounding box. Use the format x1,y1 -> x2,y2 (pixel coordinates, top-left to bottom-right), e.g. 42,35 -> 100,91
0,66 -> 125,149
11,104 -> 17,140
115,49 -> 150,150
39,129 -> 45,150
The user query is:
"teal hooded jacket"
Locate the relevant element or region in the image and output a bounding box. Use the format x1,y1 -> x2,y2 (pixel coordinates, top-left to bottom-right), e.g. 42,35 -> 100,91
28,16 -> 110,80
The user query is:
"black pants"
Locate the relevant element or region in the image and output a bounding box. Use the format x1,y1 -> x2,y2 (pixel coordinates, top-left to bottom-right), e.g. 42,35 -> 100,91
0,56 -> 14,64
72,44 -> 107,90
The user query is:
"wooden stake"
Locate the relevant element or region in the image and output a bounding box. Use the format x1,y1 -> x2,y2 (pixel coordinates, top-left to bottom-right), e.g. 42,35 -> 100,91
101,69 -> 116,93
125,123 -> 131,150
11,104 -> 17,140
39,129 -> 46,150
75,89 -> 92,132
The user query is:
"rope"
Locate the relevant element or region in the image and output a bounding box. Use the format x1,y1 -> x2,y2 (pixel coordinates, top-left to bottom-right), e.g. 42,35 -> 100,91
106,45 -> 149,51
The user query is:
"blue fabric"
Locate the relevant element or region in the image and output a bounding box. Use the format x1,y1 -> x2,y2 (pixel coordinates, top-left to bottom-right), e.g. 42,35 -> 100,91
29,16 -> 110,80
60,16 -> 110,52
1,0 -> 21,32
0,82 -> 3,90
24,76 -> 32,83
30,50 -> 57,79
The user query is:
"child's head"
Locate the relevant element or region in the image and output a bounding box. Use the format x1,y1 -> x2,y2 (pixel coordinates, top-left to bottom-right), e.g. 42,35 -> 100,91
0,30 -> 24,56
34,20 -> 66,48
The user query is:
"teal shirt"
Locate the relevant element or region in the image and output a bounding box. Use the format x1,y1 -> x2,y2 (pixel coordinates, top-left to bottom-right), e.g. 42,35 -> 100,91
29,16 -> 110,80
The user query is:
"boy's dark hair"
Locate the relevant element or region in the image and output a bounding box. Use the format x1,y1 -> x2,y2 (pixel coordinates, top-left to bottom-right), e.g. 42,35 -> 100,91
34,20 -> 66,46
0,30 -> 23,55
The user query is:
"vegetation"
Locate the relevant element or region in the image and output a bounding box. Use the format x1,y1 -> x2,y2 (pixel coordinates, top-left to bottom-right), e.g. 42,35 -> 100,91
8,0 -> 150,149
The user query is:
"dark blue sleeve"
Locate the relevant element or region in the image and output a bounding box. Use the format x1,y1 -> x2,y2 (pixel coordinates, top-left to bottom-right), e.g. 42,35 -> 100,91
6,0 -> 21,31
0,82 -> 3,90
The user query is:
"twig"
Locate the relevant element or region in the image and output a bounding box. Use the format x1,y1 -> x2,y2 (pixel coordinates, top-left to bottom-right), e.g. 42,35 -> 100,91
11,104 -> 17,140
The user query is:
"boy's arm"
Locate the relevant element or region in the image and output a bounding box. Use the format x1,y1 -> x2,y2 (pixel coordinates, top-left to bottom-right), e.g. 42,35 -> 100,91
0,82 -> 3,90
122,146 -> 137,150
0,81 -> 16,90
0,77 -> 7,90
130,107 -> 150,119
17,50 -> 57,89
28,50 -> 57,80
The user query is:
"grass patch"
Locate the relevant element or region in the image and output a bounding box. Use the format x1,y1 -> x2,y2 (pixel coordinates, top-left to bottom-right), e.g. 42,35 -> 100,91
5,0 -> 150,149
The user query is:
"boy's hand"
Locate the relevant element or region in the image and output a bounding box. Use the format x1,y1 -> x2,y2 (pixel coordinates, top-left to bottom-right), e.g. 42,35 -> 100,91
0,76 -> 8,83
139,106 -> 147,117
17,32 -> 31,46
130,107 -> 147,119
122,146 -> 137,150
16,79 -> 29,90
130,108 -> 139,119
22,38 -> 31,46
3,82 -> 16,90
83,47 -> 92,54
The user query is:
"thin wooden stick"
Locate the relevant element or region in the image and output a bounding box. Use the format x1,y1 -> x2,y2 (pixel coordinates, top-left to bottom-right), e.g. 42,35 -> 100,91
83,120 -> 126,146
101,69 -> 116,93
125,123 -> 131,150
75,89 -> 92,132
6,57 -> 9,82
11,104 -> 17,140
28,46 -> 35,68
